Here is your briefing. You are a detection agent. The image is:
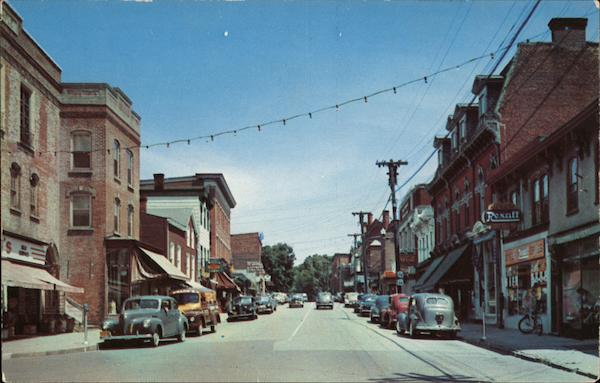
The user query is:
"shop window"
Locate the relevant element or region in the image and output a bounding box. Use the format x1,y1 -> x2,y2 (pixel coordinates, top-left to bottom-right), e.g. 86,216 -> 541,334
10,162 -> 21,209
506,260 -> 547,316
113,140 -> 120,179
126,149 -> 134,187
567,157 -> 579,214
20,85 -> 31,146
71,131 -> 91,169
127,205 -> 134,237
30,173 -> 39,217
107,249 -> 130,314
71,194 -> 91,228
114,198 -> 121,233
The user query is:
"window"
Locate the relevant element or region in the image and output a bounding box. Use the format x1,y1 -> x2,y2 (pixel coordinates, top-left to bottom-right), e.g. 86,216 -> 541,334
10,163 -> 21,209
451,130 -> 458,151
438,150 -> 444,167
71,132 -> 91,169
191,254 -> 196,281
126,150 -> 133,186
567,157 -> 578,213
459,116 -> 467,141
510,190 -> 519,209
71,194 -> 91,227
127,205 -> 134,237
531,174 -> 549,225
186,253 -> 191,277
477,168 -> 485,217
464,180 -> 470,228
479,89 -> 487,117
169,242 -> 175,263
30,173 -> 39,216
114,198 -> 121,233
20,85 -> 31,146
113,140 -> 120,178
176,245 -> 182,269
454,190 -> 461,232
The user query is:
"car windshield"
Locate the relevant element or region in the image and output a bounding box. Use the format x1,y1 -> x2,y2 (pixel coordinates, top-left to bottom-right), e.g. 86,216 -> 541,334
123,299 -> 159,310
171,293 -> 200,305
318,293 -> 331,299
399,297 -> 409,303
365,296 -> 376,302
235,297 -> 253,305
426,297 -> 449,305
257,297 -> 270,303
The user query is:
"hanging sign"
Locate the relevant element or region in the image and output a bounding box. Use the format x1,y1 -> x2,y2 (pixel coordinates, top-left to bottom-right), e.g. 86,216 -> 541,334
481,209 -> 521,224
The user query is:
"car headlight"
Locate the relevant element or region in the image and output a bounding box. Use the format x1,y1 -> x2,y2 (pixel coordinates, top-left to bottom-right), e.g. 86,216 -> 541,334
101,321 -> 110,330
143,319 -> 151,328
190,316 -> 195,322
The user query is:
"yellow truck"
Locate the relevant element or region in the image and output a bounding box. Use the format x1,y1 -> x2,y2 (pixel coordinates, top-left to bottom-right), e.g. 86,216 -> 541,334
171,286 -> 221,336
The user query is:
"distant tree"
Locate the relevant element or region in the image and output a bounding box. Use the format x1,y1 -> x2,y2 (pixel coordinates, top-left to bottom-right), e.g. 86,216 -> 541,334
292,254 -> 333,299
261,243 -> 296,293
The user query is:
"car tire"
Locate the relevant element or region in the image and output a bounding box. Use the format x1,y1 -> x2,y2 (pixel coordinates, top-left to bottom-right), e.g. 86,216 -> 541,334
151,330 -> 161,347
211,324 -> 216,333
387,317 -> 394,330
178,327 -> 186,342
409,321 -> 417,339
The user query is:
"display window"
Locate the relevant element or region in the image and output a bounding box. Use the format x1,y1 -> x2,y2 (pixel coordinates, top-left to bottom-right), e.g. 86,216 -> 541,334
506,259 -> 547,316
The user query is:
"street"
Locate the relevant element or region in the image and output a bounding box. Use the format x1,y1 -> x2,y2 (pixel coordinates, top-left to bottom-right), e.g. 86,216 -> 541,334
3,304 -> 588,382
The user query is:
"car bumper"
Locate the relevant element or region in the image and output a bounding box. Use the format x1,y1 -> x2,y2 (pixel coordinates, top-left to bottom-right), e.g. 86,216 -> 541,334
228,312 -> 254,319
289,303 -> 303,308
316,303 -> 333,308
415,324 -> 461,332
257,307 -> 272,313
100,331 -> 153,342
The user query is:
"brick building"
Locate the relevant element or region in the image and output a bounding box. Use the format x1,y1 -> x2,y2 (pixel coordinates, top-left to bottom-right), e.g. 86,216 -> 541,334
1,3 -> 83,338
231,232 -> 262,271
330,253 -> 351,294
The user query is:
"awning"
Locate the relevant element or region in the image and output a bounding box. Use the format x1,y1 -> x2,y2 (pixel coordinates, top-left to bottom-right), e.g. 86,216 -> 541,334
420,244 -> 470,292
215,272 -> 241,292
1,260 -> 84,293
413,256 -> 445,292
185,280 -> 214,293
138,248 -> 188,281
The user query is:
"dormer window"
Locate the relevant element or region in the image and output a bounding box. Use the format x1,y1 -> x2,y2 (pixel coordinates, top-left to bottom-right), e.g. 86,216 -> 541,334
459,116 -> 467,141
438,149 -> 444,166
479,89 -> 487,117
451,129 -> 458,152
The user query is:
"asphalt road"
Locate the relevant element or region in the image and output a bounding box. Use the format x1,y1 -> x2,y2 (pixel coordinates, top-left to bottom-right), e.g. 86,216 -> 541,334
3,303 -> 589,382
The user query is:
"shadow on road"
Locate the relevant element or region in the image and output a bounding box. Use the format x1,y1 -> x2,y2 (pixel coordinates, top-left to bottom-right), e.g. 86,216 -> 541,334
368,372 -> 480,382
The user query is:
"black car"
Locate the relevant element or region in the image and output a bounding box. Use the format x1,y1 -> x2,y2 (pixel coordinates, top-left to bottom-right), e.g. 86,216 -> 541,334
255,295 -> 275,314
227,296 -> 257,321
316,292 -> 334,310
100,296 -> 188,348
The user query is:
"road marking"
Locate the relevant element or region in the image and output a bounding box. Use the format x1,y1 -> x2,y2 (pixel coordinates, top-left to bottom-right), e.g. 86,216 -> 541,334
287,308 -> 312,341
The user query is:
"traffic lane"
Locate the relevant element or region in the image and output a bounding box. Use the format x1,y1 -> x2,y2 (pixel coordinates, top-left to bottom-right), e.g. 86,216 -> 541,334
339,306 -> 587,383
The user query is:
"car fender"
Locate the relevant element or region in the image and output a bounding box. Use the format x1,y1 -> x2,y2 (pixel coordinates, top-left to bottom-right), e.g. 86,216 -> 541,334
144,318 -> 163,335
397,313 -> 409,330
178,316 -> 189,333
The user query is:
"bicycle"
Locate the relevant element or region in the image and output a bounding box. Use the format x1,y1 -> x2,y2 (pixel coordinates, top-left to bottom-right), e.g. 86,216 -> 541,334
518,309 -> 543,335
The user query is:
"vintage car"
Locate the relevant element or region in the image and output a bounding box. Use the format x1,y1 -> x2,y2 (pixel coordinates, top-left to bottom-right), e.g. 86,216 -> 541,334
255,295 -> 275,314
344,292 -> 359,308
357,294 -> 377,316
171,287 -> 221,336
100,296 -> 188,347
315,292 -> 334,310
380,294 -> 410,329
353,293 -> 370,313
227,295 -> 257,321
289,294 -> 304,308
396,293 -> 461,338
301,293 -> 308,302
369,295 -> 390,323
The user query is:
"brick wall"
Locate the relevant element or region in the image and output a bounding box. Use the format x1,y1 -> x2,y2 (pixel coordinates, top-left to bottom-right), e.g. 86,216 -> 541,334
231,233 -> 261,270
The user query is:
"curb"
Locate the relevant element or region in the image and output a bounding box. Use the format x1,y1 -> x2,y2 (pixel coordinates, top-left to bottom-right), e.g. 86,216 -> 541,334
460,337 -> 598,380
2,344 -> 98,360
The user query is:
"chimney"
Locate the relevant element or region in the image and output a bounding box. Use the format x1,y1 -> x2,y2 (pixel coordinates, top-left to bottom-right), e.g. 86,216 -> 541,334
367,213 -> 373,226
140,196 -> 147,213
153,173 -> 164,191
548,18 -> 587,49
383,210 -> 390,229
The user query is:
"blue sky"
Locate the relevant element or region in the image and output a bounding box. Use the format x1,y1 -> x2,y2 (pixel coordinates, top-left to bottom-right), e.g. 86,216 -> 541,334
11,0 -> 598,263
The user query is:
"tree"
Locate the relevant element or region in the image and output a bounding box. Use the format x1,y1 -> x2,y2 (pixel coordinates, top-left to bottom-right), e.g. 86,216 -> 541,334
292,254 -> 333,299
261,243 -> 296,293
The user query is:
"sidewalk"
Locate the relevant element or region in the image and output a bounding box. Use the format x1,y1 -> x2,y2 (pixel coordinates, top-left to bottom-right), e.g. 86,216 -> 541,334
459,322 -> 599,379
1,329 -> 100,360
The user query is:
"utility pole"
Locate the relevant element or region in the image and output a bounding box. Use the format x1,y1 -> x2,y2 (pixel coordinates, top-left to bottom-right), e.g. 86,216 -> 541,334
376,159 -> 408,292
348,233 -> 360,291
352,212 -> 370,293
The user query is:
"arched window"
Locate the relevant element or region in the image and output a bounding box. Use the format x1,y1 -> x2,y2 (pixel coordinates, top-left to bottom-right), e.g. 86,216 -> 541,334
127,205 -> 134,237
71,131 -> 91,169
126,149 -> 133,186
20,85 -> 31,146
10,163 -> 21,209
30,173 -> 39,217
113,140 -> 120,178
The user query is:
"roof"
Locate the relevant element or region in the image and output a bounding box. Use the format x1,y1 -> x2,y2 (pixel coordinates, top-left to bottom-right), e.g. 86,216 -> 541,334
145,206 -> 194,232
140,174 -> 236,208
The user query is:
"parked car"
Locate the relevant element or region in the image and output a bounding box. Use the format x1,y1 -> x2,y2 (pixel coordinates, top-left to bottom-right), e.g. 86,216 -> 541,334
370,295 -> 390,323
316,292 -> 334,310
380,294 -> 410,329
301,293 -> 308,302
396,293 -> 461,338
353,294 -> 367,313
334,292 -> 344,303
345,292 -> 359,308
289,294 -> 304,308
100,296 -> 188,348
227,295 -> 257,321
269,295 -> 278,311
171,287 -> 220,336
357,294 -> 377,316
255,295 -> 275,314
273,292 -> 288,304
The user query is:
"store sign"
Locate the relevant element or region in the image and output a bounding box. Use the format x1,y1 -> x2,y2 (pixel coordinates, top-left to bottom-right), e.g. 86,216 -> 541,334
2,235 -> 47,265
505,239 -> 545,266
207,259 -> 223,273
396,279 -> 404,286
482,209 -> 521,224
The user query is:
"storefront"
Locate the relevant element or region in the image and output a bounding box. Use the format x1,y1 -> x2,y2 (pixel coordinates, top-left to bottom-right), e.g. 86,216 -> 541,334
472,230 -> 502,326
2,233 -> 83,339
552,232 -> 599,338
501,232 -> 550,333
